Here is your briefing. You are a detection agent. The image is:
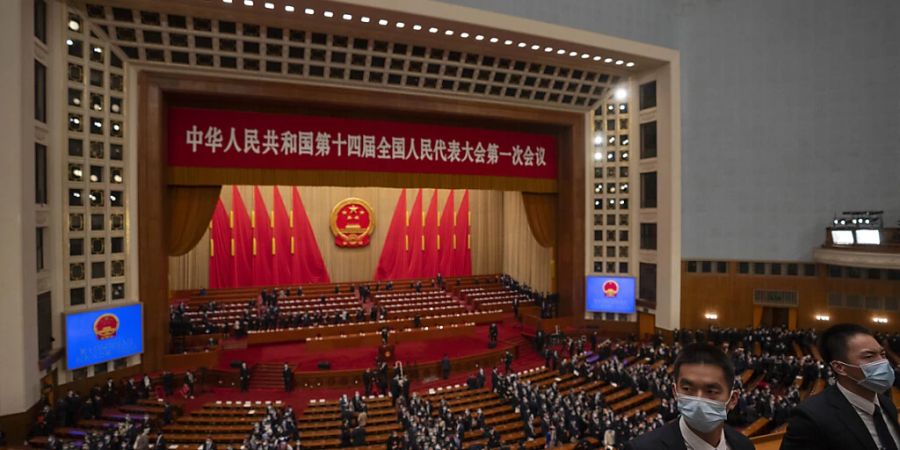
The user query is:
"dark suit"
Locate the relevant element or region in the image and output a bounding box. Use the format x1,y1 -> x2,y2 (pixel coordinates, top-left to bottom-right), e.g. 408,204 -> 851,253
625,420 -> 754,450
780,384 -> 899,450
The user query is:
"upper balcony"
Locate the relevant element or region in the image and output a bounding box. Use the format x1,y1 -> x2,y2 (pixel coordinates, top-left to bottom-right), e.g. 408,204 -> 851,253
813,227 -> 900,270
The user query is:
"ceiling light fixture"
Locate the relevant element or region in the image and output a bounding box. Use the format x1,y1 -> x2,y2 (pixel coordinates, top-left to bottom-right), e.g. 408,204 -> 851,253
413,24 -> 422,31
341,13 -> 352,20
360,16 -> 370,23
264,2 -> 274,9
489,37 -> 499,43
504,40 -> 513,45
460,32 -> 470,38
323,10 -> 334,18
428,27 -> 438,33
395,22 -> 405,28
625,61 -> 635,67
378,19 -> 389,26
475,35 -> 484,41
304,7 -> 314,14
284,5 -> 294,12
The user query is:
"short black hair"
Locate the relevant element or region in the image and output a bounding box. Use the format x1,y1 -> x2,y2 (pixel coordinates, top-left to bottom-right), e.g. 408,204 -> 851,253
673,343 -> 735,388
818,323 -> 872,363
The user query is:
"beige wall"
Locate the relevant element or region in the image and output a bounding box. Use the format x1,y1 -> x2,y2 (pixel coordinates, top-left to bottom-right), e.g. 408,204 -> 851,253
169,186 -> 548,289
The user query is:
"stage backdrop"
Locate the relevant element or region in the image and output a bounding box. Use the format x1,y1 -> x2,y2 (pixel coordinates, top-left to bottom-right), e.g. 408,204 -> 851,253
170,186 -> 551,293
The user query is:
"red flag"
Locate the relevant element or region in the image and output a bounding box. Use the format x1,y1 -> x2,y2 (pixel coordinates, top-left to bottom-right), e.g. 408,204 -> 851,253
231,186 -> 254,287
272,186 -> 293,285
438,190 -> 455,276
252,187 -> 274,286
374,189 -> 409,281
290,187 -> 330,283
209,199 -> 234,288
405,189 -> 425,278
422,189 -> 440,277
453,190 -> 472,276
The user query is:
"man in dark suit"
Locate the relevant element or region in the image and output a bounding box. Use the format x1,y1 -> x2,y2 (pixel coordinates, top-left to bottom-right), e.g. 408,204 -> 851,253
625,343 -> 755,450
781,323 -> 899,450
282,363 -> 293,392
441,355 -> 451,379
239,362 -> 250,392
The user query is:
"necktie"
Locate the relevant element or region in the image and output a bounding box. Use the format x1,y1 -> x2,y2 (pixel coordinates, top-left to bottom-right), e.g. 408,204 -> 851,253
874,405 -> 899,450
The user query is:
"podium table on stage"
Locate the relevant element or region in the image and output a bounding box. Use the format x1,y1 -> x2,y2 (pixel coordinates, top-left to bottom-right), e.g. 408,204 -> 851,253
378,344 -> 396,363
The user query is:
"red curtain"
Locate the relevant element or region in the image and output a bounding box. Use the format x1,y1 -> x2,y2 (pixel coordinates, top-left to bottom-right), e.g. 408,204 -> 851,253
209,199 -> 234,288
454,190 -> 472,276
405,189 -> 425,278
231,186 -> 254,287
438,190 -> 455,276
422,189 -> 440,277
252,186 -> 274,286
290,187 -> 330,283
374,189 -> 408,281
272,186 -> 293,285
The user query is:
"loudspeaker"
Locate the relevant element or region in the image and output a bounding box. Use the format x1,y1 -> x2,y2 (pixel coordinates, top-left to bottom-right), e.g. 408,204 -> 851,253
318,361 -> 331,370
229,360 -> 242,368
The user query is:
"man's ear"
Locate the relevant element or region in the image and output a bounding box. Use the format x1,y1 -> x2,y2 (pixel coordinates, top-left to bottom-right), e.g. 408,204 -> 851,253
726,389 -> 740,411
830,361 -> 847,377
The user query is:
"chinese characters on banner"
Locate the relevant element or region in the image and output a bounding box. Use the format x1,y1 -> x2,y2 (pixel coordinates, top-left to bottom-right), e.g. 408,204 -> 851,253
168,107 -> 557,179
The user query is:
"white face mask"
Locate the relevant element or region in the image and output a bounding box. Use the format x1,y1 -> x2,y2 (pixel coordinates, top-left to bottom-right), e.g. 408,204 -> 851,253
675,391 -> 732,433
837,359 -> 896,394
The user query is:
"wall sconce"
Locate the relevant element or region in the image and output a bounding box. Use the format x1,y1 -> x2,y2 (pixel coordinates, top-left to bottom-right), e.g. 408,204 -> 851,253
814,315 -> 830,321
704,313 -> 718,320
872,317 -> 888,324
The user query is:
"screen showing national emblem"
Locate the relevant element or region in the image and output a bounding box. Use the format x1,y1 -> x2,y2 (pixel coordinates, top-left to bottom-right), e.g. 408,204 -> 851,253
585,276 -> 636,313
65,303 -> 143,370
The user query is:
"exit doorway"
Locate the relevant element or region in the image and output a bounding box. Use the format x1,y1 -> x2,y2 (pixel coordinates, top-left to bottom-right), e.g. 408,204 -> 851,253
760,307 -> 791,328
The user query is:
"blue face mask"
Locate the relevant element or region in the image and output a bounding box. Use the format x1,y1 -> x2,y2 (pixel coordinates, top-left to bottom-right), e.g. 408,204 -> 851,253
676,392 -> 731,433
841,359 -> 896,394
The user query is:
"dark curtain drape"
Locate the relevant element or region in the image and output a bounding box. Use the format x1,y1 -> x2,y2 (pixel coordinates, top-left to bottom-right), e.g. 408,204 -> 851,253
521,192 -> 557,248
167,186 -> 222,256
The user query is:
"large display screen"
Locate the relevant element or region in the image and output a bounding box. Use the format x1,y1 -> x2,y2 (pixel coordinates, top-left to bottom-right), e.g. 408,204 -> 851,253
66,304 -> 143,370
585,276 -> 636,314
831,230 -> 855,245
855,229 -> 881,245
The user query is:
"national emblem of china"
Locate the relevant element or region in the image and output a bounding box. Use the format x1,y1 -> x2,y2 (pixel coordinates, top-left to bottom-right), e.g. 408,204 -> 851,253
331,198 -> 375,248
93,313 -> 120,340
603,280 -> 620,298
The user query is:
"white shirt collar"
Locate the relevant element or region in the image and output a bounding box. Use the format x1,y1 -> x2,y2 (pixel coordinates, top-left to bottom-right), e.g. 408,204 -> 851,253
679,417 -> 728,450
836,380 -> 880,416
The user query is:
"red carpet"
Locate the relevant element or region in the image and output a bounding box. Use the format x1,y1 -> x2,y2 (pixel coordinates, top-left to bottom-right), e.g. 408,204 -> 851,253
218,320 -> 527,371
168,314 -> 547,414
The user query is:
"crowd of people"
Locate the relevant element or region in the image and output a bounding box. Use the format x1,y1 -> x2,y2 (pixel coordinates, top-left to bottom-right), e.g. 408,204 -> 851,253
242,405 -> 299,450
30,319 -> 900,450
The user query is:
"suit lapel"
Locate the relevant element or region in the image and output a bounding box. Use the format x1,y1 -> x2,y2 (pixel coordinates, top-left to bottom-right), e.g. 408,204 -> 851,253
825,386 -> 879,450
661,420 -> 689,450
879,392 -> 900,435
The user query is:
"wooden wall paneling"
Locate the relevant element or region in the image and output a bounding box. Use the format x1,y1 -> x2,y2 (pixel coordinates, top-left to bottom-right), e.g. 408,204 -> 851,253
682,262 -> 900,331
138,73 -> 168,371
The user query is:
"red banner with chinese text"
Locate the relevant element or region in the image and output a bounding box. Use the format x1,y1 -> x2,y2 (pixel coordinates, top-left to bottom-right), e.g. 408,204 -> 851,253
168,107 -> 557,179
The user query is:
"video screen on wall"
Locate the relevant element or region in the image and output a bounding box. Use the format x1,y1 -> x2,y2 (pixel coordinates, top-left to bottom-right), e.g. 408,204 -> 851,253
855,229 -> 881,245
585,276 -> 636,314
65,303 -> 143,370
830,230 -> 855,245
